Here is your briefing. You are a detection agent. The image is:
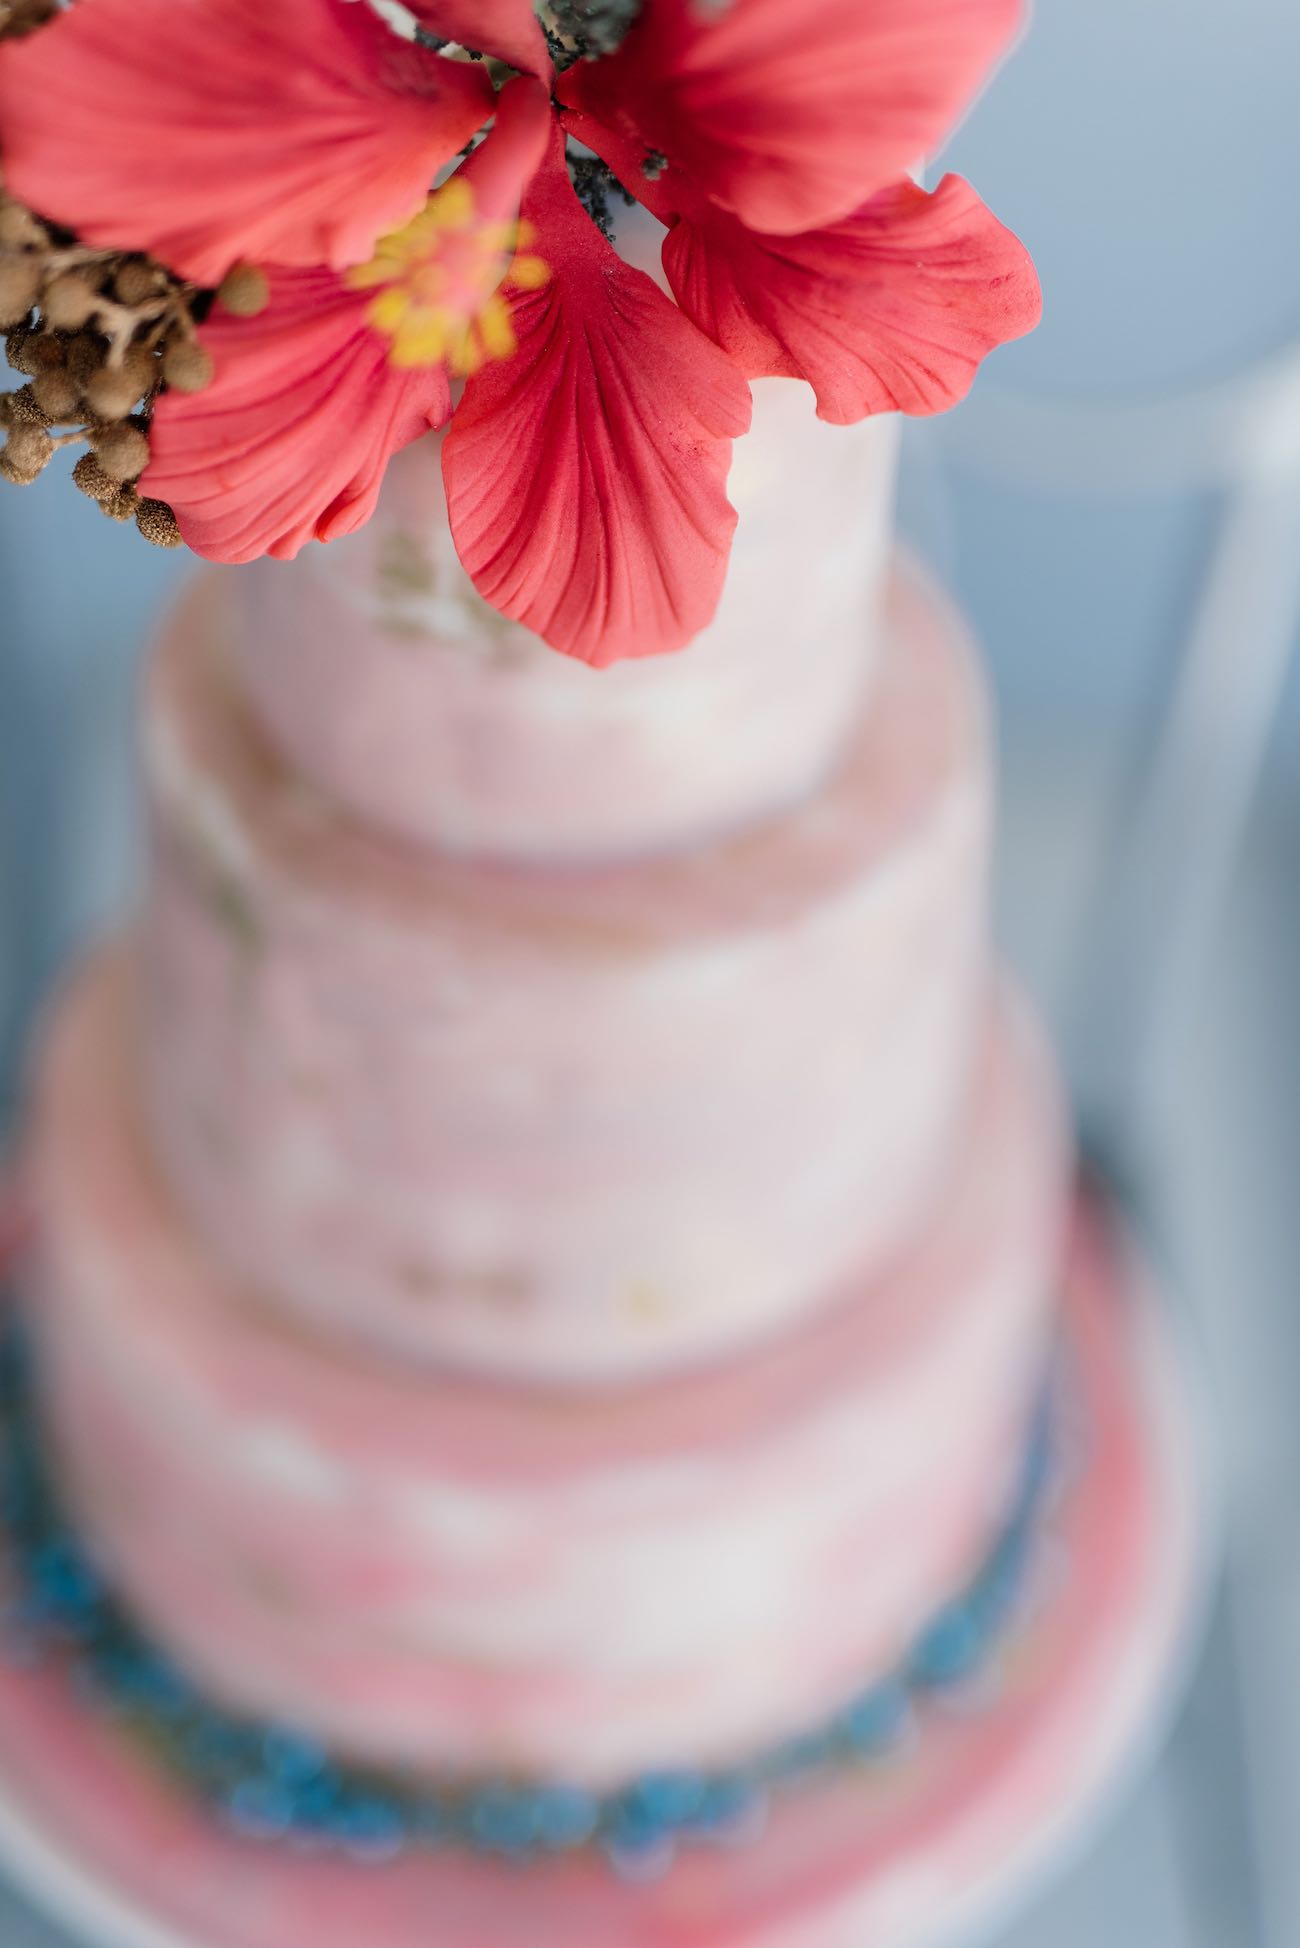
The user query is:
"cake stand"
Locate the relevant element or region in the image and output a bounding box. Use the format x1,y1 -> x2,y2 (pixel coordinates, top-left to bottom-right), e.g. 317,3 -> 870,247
0,1186 -> 1210,1948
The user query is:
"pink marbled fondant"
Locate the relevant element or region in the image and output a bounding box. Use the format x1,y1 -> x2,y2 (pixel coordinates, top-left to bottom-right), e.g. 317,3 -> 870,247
138,558 -> 990,1382
228,386 -> 898,863
0,1196 -> 1199,1948
25,952 -> 1065,1786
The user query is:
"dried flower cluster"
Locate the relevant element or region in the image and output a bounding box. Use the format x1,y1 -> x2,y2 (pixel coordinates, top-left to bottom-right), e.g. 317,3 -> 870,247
0,180 -> 268,545
544,0 -> 644,64
0,0 -> 58,44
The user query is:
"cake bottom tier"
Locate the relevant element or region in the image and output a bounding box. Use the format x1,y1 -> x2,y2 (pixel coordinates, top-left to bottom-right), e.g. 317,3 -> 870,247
0,1190 -> 1206,1948
22,949 -> 1066,1790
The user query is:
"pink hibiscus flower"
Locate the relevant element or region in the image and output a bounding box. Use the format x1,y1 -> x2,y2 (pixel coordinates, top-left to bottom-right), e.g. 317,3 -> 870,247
0,0 -> 1041,664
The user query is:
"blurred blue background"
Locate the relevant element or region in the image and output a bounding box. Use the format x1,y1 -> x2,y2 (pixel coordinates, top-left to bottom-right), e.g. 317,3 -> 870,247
3,1 -> 1300,1942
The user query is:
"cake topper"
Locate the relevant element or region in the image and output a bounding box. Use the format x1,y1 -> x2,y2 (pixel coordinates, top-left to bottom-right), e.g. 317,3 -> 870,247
0,0 -> 1040,661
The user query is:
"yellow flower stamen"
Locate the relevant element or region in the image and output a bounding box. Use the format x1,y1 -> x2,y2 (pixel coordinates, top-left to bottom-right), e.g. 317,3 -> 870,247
347,175 -> 549,379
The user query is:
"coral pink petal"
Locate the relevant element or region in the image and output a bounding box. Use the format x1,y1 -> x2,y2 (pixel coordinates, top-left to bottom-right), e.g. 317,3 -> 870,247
0,0 -> 492,286
142,267 -> 451,564
443,131 -> 752,667
662,173 -> 1043,423
560,0 -> 1024,236
458,75 -> 553,221
409,0 -> 550,77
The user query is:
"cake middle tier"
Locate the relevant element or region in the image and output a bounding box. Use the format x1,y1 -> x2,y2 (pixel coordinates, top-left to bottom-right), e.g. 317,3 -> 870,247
140,559 -> 991,1382
26,951 -> 1067,1789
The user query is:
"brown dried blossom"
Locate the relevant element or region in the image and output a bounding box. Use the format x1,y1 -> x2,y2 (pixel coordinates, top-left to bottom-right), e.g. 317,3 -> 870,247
0,171 -> 240,549
0,0 -> 58,44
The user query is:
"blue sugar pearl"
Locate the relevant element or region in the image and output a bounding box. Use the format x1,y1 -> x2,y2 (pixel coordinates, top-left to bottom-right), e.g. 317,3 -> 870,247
626,1771 -> 707,1830
532,1785 -> 600,1852
0,1322 -> 29,1389
113,1651 -> 195,1720
79,1639 -> 136,1696
689,1775 -> 761,1836
154,1667 -> 201,1717
0,1453 -> 36,1520
988,1520 -> 1031,1588
967,1573 -> 1014,1638
227,1778 -> 296,1839
604,1794 -> 667,1852
286,1771 -> 345,1831
33,1539 -> 102,1632
333,1792 -> 408,1859
261,1728 -> 329,1786
763,1726 -> 836,1783
910,1602 -> 986,1688
469,1786 -> 539,1857
838,1681 -> 909,1757
188,1714 -> 263,1779
602,1813 -> 676,1883
971,1543 -> 1027,1633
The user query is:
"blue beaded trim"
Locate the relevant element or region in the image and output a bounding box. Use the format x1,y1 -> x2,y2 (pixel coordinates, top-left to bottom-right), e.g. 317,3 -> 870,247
0,1316 -> 1057,1875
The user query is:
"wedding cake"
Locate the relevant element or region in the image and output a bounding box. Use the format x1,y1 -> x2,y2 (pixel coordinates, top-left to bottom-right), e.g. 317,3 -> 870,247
27,374 -> 1071,1759
0,3 -> 1202,1944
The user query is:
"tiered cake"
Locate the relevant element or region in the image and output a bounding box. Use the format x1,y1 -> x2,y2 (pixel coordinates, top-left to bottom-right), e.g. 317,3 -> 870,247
0,377 -> 1204,1948
19,385 -> 1071,1799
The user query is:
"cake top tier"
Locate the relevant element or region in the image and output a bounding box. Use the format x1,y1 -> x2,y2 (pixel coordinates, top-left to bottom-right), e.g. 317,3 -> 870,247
227,385 -> 898,864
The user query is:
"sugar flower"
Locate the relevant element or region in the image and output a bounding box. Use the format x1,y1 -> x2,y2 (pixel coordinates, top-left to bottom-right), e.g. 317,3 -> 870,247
0,0 -> 1041,664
